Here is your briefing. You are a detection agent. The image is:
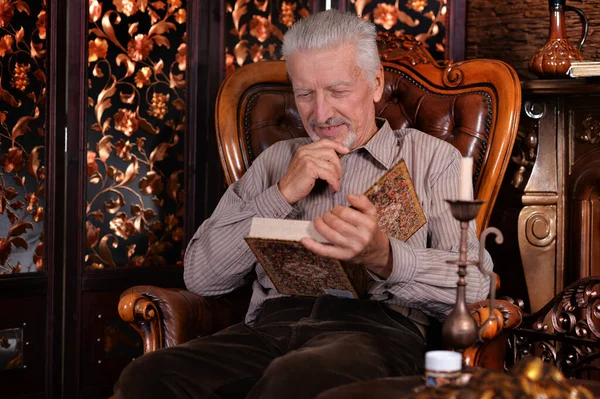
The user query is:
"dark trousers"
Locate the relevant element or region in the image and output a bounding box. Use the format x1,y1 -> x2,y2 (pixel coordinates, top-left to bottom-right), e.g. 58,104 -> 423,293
114,295 -> 426,399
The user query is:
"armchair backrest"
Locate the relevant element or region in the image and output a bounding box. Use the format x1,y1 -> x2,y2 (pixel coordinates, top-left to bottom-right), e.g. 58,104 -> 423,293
215,34 -> 521,234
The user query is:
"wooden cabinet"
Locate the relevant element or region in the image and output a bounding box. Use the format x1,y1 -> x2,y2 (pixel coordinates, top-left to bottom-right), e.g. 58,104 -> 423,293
500,80 -> 600,313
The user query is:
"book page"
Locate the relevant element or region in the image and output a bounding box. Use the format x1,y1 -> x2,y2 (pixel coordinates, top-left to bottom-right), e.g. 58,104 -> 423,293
248,217 -> 328,243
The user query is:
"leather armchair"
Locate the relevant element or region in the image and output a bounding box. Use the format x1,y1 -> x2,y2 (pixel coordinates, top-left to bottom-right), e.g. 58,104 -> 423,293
118,34 -> 524,370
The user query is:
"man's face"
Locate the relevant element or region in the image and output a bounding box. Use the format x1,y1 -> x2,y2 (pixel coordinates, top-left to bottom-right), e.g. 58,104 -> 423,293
287,44 -> 384,149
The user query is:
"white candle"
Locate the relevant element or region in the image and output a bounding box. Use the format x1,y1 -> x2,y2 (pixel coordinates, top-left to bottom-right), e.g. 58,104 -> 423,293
458,157 -> 473,201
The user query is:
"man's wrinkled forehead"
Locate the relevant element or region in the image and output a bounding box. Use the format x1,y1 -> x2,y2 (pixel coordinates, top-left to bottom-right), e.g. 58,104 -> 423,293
285,44 -> 361,85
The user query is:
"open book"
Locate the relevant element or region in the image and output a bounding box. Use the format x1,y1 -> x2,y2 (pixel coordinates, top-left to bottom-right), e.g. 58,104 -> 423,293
245,159 -> 426,298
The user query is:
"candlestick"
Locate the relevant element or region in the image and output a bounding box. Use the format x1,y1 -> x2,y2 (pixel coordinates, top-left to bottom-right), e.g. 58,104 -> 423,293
458,157 -> 473,200
442,199 -> 503,353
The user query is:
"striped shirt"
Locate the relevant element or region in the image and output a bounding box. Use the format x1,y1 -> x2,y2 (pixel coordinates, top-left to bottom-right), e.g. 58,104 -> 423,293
184,119 -> 493,326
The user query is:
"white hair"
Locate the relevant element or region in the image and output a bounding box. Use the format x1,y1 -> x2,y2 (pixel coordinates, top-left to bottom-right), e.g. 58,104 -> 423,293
282,10 -> 381,83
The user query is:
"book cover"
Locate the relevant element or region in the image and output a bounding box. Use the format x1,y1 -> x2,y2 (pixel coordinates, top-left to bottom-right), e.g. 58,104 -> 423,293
365,159 -> 426,242
245,158 -> 425,297
245,235 -> 369,298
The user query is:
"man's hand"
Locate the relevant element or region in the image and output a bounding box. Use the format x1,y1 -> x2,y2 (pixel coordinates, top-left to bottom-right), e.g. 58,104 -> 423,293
278,140 -> 350,205
300,194 -> 393,278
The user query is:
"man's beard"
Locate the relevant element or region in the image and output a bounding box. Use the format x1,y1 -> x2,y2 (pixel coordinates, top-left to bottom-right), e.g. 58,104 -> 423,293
308,117 -> 356,148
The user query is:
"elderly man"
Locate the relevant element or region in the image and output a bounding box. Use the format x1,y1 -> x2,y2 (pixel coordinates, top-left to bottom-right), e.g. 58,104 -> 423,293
115,9 -> 492,399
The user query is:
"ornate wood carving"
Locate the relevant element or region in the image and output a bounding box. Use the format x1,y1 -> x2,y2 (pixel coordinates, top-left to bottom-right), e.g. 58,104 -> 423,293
578,116 -> 600,144
442,65 -> 464,87
518,206 -> 557,313
506,84 -> 600,379
524,211 -> 556,248
377,33 -> 473,89
377,33 -> 433,65
570,154 -> 600,280
513,88 -> 561,314
511,101 -> 544,190
512,277 -> 600,378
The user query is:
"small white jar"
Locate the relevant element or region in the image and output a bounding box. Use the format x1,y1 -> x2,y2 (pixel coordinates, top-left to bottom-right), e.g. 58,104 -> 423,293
424,350 -> 463,388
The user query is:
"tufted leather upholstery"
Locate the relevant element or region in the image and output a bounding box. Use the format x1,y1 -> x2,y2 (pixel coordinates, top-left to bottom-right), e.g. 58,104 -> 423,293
243,74 -> 491,181
376,71 -> 491,179
216,34 -> 521,232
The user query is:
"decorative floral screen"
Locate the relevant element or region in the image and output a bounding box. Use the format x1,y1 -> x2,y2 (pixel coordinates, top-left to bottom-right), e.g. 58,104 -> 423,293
86,0 -> 186,270
0,0 -> 47,275
225,0 -> 310,75
225,0 -> 447,75
349,0 -> 447,59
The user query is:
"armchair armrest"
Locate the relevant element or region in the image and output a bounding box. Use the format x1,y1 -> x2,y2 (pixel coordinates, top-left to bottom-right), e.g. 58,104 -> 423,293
464,299 -> 523,370
470,298 -> 523,338
118,285 -> 251,354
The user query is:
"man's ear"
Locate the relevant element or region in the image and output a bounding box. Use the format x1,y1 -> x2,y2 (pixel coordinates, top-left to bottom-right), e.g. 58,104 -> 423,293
372,65 -> 385,103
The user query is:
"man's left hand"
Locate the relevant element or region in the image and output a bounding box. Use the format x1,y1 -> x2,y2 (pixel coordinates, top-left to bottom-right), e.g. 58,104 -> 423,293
300,194 -> 393,278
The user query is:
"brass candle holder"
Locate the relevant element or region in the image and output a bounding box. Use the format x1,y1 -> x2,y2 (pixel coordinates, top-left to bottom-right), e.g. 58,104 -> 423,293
442,200 -> 503,352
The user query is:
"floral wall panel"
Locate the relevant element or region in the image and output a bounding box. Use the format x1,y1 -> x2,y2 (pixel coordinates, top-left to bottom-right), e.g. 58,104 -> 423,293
0,0 -> 47,275
225,0 -> 448,74
349,0 -> 447,60
225,0 -> 310,75
86,0 -> 186,270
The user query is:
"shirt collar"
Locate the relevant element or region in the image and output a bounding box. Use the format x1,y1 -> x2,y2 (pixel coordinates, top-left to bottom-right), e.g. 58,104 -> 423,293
352,118 -> 397,169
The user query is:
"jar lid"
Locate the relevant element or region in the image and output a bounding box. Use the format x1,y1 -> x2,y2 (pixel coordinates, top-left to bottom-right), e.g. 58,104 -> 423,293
425,350 -> 462,372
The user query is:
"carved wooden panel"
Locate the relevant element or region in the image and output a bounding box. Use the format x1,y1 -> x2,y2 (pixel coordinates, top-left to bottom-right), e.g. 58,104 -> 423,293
515,95 -> 560,313
0,0 -> 47,275
566,100 -> 600,282
513,277 -> 600,379
518,205 -> 557,313
507,83 -> 600,316
568,103 -> 600,166
466,0 -> 600,78
86,0 -> 186,270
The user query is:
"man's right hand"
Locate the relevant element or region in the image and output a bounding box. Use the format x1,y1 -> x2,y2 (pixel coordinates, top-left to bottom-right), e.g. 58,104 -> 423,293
278,139 -> 350,204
